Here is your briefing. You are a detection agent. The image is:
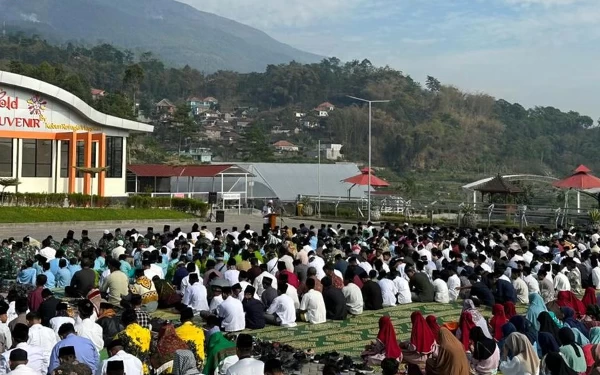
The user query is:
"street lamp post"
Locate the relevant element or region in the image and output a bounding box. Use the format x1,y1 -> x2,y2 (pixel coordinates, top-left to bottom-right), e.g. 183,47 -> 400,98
347,95 -> 390,221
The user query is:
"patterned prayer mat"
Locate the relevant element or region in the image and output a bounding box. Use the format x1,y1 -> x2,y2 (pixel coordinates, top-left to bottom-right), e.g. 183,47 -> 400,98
249,302 -> 527,359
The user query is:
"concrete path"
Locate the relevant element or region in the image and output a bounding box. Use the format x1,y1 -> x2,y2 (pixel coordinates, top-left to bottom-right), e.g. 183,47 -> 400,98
0,214 -> 337,240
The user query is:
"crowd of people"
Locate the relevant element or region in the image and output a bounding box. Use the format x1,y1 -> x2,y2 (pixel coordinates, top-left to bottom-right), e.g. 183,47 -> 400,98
0,221 -> 599,375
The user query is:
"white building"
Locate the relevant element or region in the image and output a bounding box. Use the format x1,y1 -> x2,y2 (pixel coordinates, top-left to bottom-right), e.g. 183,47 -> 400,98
320,143 -> 343,160
0,70 -> 153,197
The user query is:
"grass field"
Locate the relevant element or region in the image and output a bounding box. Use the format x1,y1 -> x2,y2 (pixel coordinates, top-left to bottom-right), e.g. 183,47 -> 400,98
0,207 -> 195,222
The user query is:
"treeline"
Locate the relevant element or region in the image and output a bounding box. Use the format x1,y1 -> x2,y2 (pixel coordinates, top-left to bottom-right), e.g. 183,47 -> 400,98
0,33 -> 598,175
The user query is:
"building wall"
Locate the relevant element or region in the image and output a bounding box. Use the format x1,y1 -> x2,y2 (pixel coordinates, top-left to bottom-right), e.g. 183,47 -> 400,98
3,136 -> 127,196
0,80 -> 136,197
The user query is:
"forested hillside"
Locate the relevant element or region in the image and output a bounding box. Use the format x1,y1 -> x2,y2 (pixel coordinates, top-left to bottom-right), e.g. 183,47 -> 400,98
0,34 -> 597,177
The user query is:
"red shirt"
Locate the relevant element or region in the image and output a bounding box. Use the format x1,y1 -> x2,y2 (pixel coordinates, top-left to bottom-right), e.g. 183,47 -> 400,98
280,270 -> 300,288
332,274 -> 344,289
28,287 -> 44,312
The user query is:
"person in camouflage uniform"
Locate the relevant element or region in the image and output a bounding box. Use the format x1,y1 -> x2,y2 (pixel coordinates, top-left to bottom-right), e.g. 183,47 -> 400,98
97,230 -> 112,251
60,238 -> 78,260
50,345 -> 92,375
47,235 -> 61,250
21,237 -> 38,262
114,228 -> 125,242
0,241 -> 16,280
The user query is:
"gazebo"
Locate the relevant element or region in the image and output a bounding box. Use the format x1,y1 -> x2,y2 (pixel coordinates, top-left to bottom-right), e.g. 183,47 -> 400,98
475,174 -> 524,203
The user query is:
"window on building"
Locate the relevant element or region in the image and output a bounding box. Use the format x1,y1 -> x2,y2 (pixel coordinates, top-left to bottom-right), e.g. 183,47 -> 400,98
106,136 -> 123,178
0,138 -> 13,177
76,141 -> 97,177
60,141 -> 70,178
22,139 -> 52,177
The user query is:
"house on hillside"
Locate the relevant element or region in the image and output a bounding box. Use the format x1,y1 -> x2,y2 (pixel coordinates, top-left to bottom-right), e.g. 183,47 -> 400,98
315,101 -> 335,117
187,96 -> 219,115
180,147 -> 213,163
90,88 -> 106,100
273,140 -> 299,152
320,143 -> 343,160
156,99 -> 176,118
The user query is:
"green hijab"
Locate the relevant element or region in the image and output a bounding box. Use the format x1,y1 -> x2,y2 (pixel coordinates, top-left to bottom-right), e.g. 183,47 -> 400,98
591,327 -> 600,345
202,332 -> 236,375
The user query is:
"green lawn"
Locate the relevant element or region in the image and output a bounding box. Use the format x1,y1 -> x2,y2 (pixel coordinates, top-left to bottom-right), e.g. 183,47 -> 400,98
0,207 -> 195,222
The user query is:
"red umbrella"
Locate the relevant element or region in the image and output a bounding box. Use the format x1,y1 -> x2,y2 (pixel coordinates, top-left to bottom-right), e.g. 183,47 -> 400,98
342,168 -> 390,187
553,165 -> 600,189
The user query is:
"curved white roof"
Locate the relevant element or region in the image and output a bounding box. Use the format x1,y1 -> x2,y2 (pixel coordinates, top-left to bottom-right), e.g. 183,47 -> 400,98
0,70 -> 153,133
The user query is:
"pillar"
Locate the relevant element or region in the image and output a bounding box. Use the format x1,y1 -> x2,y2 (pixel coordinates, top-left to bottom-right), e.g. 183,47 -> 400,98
97,133 -> 106,197
68,131 -> 77,194
83,131 -> 92,195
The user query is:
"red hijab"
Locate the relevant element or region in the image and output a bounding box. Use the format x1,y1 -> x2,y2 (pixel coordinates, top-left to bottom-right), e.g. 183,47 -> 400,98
426,315 -> 440,338
504,301 -> 517,319
410,311 -> 436,353
458,311 -> 476,350
377,316 -> 402,359
582,287 -> 598,307
489,304 -> 508,341
557,290 -> 586,315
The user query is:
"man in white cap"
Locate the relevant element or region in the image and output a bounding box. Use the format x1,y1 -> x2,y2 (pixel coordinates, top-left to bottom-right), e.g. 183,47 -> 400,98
262,200 -> 274,229
111,241 -> 126,260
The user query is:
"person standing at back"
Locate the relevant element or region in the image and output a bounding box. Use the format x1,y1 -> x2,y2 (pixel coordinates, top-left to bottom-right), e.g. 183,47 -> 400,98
225,334 -> 264,375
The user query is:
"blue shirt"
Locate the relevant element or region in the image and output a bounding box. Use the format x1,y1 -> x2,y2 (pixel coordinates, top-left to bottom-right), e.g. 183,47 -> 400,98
49,333 -> 98,373
49,258 -> 61,276
32,262 -> 42,276
56,267 -> 72,288
43,270 -> 55,289
67,264 -> 82,275
17,268 -> 36,285
119,260 -> 133,279
93,257 -> 106,272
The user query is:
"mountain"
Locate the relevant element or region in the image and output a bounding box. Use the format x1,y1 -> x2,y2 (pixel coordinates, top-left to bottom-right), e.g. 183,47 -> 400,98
0,0 -> 322,72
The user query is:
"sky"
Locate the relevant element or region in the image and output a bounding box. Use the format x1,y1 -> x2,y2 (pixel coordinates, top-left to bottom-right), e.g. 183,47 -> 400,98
177,0 -> 600,119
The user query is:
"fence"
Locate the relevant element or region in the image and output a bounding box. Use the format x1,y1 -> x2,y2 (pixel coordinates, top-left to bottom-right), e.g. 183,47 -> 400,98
288,194 -> 596,228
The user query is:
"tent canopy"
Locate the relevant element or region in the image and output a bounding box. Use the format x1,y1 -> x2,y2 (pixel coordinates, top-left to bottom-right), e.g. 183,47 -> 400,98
342,168 -> 390,187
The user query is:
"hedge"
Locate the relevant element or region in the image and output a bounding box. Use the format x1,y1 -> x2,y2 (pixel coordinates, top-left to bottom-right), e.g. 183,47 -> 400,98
125,196 -> 208,216
0,192 -> 111,208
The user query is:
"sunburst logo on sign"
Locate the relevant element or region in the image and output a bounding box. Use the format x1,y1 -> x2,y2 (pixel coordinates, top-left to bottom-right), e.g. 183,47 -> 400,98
27,94 -> 47,115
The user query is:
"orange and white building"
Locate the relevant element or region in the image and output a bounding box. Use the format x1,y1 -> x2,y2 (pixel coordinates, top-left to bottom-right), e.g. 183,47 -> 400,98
0,71 -> 153,197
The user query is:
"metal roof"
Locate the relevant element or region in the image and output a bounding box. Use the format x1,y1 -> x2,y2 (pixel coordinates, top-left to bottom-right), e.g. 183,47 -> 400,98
229,162 -> 368,201
128,164 -> 251,178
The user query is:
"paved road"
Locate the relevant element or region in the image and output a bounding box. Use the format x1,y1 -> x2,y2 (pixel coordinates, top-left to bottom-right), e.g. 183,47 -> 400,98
0,214 -> 338,241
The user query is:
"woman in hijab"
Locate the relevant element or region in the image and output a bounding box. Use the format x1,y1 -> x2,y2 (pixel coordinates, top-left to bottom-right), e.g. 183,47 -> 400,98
457,299 -> 492,348
557,291 -> 586,316
510,315 -> 537,345
539,311 -> 562,338
361,316 -> 402,365
582,287 -> 598,307
151,324 -> 189,373
173,349 -> 201,375
203,331 -> 236,375
489,304 -> 508,341
469,326 -> 500,375
499,332 -> 540,375
562,307 -> 590,338
558,327 -> 587,373
400,311 -> 437,374
527,293 -> 548,332
498,322 -> 516,354
504,301 -> 517,319
426,315 -> 440,338
590,327 -> 600,345
538,332 -> 560,357
542,352 -> 578,375
425,327 -> 470,375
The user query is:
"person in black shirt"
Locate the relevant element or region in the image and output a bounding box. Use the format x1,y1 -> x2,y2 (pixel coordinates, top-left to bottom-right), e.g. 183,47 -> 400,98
321,276 -> 347,320
242,286 -> 265,329
406,267 -> 434,302
360,271 -> 383,311
467,274 -> 495,307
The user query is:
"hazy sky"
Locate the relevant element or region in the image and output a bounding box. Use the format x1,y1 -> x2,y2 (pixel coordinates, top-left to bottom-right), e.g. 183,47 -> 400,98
178,0 -> 600,119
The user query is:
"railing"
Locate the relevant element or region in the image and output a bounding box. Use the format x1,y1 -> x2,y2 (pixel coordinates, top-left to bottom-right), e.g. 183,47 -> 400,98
288,194 -> 596,228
